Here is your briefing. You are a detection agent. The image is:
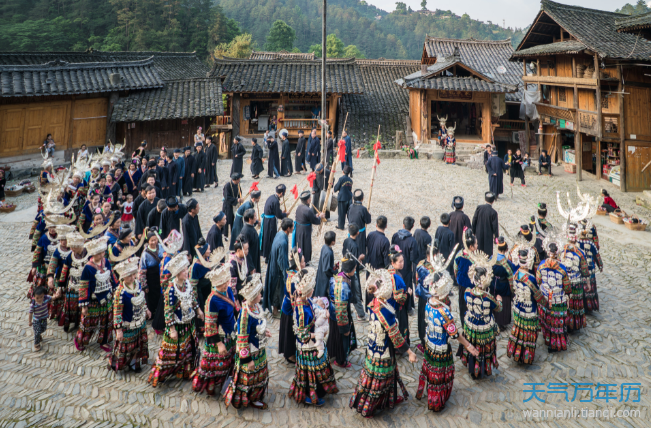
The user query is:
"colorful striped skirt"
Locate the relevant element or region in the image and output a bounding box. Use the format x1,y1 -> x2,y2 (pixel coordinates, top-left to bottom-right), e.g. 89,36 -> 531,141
148,322 -> 198,387
461,321 -> 498,378
539,302 -> 568,352
567,279 -> 586,331
63,289 -> 80,332
49,293 -> 64,325
416,345 -> 455,412
349,354 -> 408,417
192,336 -> 235,395
288,347 -> 339,404
108,325 -> 149,372
444,146 -> 456,164
583,272 -> 599,312
74,298 -> 113,350
224,349 -> 269,409
507,312 -> 539,364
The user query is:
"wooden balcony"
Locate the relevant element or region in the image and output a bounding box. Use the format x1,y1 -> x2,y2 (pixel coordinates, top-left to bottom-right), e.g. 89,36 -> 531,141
523,75 -> 597,88
279,118 -> 333,130
497,119 -> 526,130
211,115 -> 232,131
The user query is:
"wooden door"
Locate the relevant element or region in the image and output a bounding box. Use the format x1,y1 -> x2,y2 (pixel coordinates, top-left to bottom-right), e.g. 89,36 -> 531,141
72,98 -> 108,148
625,142 -> 651,192
0,107 -> 26,156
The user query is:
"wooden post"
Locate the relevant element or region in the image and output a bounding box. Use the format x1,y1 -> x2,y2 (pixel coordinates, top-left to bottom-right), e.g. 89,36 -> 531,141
367,125 -> 380,211
594,54 -> 602,179
574,83 -> 581,181
536,59 -> 540,77
67,97 -> 76,153
572,57 -> 576,78
523,60 -> 527,77
322,112 -> 348,216
321,0 -> 327,162
618,65 -> 626,192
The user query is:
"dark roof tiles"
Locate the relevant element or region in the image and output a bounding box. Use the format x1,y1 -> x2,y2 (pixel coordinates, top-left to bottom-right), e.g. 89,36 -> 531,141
616,11 -> 651,33
249,51 -> 316,60
398,76 -> 518,93
511,40 -> 587,58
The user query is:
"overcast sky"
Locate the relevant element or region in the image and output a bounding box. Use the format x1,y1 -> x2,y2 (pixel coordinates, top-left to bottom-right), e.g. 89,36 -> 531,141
365,0 -> 641,29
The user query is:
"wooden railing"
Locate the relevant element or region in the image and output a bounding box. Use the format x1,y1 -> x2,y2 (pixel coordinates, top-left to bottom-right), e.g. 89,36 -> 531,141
602,114 -> 619,139
279,118 -> 332,130
497,119 -> 526,130
215,116 -> 231,125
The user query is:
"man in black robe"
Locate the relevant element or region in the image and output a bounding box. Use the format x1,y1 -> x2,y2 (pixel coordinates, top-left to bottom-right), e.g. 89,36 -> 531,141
262,218 -> 292,317
342,224 -> 366,320
413,216 -> 432,264
391,216 -> 419,312
165,152 -> 178,199
346,189 -> 371,257
434,213 -> 456,277
147,199 -> 166,230
306,128 -> 321,171
472,192 -> 499,257
205,136 -> 219,187
295,130 -> 306,173
193,143 -> 206,192
325,130 -> 334,168
449,196 -> 472,248
230,190 -> 261,250
250,138 -> 264,179
138,160 -> 158,191
334,166 -> 353,230
261,184 -> 288,262
293,191 -> 323,263
230,136 -> 246,176
280,132 -> 293,177
156,157 -> 169,198
366,215 -> 390,270
240,208 -> 260,274
266,135 -> 280,178
206,212 -> 226,254
159,196 -> 188,240
483,144 -> 491,173
173,149 -> 184,199
486,149 -> 510,198
133,187 -> 147,218
311,163 -> 329,219
222,173 -> 242,238
314,231 -> 336,298
135,185 -> 159,238
182,147 -> 195,196
182,199 -> 203,259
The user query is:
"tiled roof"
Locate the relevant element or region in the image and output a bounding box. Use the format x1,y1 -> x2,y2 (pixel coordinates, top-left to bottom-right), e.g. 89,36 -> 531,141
0,58 -> 163,97
511,40 -> 587,58
421,37 -> 523,101
209,57 -> 364,94
516,0 -> 651,60
338,59 -> 421,144
615,11 -> 651,33
0,51 -> 209,81
111,78 -> 223,122
249,50 -> 316,60
397,76 -> 518,93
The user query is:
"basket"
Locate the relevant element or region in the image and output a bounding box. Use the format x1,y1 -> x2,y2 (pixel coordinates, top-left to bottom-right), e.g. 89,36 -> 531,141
609,210 -> 626,224
596,208 -> 608,216
624,215 -> 647,231
23,185 -> 36,193
5,187 -> 23,197
0,205 -> 16,213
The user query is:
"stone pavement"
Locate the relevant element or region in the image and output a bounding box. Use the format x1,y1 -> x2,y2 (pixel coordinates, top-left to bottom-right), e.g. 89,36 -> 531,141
0,156 -> 649,428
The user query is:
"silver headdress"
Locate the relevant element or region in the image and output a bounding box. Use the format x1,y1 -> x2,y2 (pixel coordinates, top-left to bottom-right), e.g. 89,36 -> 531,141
167,251 -> 190,277
154,229 -> 184,255
556,191 -> 591,241
78,219 -> 111,240
240,273 -> 263,301
114,256 -> 140,278
84,235 -> 109,257
295,267 -> 317,297
424,244 -> 458,301
195,246 -> 228,269
365,266 -> 394,300
541,226 -> 565,256
467,248 -> 497,290
109,232 -> 147,263
206,263 -> 232,289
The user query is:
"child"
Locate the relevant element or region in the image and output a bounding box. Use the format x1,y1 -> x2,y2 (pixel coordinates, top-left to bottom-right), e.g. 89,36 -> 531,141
120,193 -> 135,231
29,286 -> 52,351
522,153 -> 530,169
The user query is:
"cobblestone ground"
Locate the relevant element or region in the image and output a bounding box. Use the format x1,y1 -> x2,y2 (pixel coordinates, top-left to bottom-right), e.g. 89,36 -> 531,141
0,157 -> 649,428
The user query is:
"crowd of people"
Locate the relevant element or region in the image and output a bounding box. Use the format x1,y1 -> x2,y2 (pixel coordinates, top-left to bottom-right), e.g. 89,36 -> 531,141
26,129 -> 608,418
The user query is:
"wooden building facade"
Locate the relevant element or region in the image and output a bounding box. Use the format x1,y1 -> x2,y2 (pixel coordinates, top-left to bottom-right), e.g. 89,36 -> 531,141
512,0 -> 651,192
209,56 -> 364,142
396,37 -> 524,150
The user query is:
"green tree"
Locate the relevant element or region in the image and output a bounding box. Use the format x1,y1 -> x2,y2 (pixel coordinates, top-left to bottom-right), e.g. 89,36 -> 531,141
214,33 -> 256,58
616,0 -> 651,15
326,33 -> 344,57
264,20 -> 296,51
420,0 -> 427,10
394,2 -> 407,14
343,44 -> 365,58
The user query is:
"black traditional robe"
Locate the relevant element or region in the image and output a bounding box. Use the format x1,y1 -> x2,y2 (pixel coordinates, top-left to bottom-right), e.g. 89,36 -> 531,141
449,210 -> 472,248
250,144 -> 264,177
230,200 -> 256,250
472,204 -> 499,257
267,140 -> 280,177
183,154 -> 195,195
135,198 -> 158,237
181,213 -> 203,259
366,230 -> 390,269
391,229 -> 419,310
434,225 -> 456,277
262,231 -> 288,311
241,223 -> 260,274
261,194 -> 287,261
222,181 -> 241,238
280,138 -> 293,176
306,135 -> 321,171
193,149 -> 206,190
295,136 -> 306,172
486,154 -> 510,196
160,204 -> 188,240
312,171 -> 326,211
413,228 -> 431,264
314,244 -> 334,298
230,142 -> 246,176
206,224 -> 224,254
347,202 -> 371,256
165,160 -> 178,198
205,143 -> 218,185
326,137 -> 334,167
293,203 -> 321,263
156,165 -> 169,198
146,208 -> 163,230
133,193 -> 145,217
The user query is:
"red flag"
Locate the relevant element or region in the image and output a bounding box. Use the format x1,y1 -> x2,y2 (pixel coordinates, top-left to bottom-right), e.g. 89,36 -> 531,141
290,184 -> 298,199
373,140 -> 382,151
376,156 -> 381,165
306,172 -> 317,187
337,139 -> 347,163
356,149 -> 360,158
248,181 -> 260,192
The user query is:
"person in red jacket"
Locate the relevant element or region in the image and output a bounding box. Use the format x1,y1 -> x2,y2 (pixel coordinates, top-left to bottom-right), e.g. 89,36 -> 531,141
601,189 -> 618,213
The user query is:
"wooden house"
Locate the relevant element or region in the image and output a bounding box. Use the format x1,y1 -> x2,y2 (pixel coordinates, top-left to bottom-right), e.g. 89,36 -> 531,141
0,51 -> 219,159
208,56 -> 364,141
396,37 -> 524,150
511,0 -> 651,192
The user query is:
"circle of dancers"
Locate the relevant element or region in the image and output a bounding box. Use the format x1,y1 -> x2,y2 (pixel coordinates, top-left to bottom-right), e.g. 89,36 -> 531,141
27,142 -> 605,417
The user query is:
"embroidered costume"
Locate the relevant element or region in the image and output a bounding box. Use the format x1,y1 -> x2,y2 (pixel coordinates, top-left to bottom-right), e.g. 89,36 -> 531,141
536,258 -> 571,352
326,270 -> 358,367
578,234 -> 602,312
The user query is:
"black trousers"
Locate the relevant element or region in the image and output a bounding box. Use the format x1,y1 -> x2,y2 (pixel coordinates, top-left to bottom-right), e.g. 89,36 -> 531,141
338,200 -> 350,229
539,163 -> 552,174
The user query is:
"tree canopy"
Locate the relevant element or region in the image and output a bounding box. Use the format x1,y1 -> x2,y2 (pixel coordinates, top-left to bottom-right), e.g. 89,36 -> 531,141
265,20 -> 297,51
616,0 -> 651,15
214,33 -> 256,58
308,34 -> 364,58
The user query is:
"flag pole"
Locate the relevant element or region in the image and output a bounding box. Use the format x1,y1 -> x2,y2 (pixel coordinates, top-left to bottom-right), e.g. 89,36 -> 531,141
367,125 -> 381,210
322,112 -> 348,216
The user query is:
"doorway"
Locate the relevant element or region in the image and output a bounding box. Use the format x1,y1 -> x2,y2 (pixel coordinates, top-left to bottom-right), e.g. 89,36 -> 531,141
430,100 -> 482,141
